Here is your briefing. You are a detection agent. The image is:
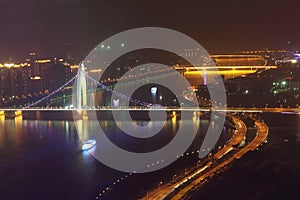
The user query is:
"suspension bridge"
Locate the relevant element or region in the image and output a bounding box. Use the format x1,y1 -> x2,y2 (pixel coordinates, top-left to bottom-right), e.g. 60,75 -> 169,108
0,63 -> 299,119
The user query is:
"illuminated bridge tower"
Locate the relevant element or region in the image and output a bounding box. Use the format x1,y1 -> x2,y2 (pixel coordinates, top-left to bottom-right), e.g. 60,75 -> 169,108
76,62 -> 87,110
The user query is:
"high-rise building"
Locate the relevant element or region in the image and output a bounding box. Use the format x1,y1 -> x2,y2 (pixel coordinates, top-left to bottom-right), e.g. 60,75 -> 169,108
0,56 -> 75,106
28,57 -> 74,94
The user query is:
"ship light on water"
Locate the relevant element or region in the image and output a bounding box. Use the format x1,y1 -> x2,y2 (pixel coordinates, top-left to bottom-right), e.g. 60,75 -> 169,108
81,139 -> 97,151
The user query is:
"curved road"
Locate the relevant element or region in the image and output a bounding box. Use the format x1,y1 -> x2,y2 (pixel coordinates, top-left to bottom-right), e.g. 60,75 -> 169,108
171,119 -> 268,200
140,116 -> 249,200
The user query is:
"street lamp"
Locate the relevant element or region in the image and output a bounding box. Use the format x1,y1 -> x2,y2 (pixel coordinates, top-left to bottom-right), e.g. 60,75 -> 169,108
158,181 -> 163,191
196,160 -> 201,167
173,174 -> 177,182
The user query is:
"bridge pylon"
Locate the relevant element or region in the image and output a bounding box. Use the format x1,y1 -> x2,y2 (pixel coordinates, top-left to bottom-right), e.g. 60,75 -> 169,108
74,62 -> 88,119
77,62 -> 87,110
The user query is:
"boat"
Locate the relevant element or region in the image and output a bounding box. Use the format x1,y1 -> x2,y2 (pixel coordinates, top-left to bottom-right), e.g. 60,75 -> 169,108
82,139 -> 96,151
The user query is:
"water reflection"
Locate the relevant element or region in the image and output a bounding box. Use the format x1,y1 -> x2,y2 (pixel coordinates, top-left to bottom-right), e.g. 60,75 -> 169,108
65,121 -> 69,135
82,145 -> 97,158
0,115 -> 4,125
47,120 -> 51,128
75,119 -> 89,141
0,116 -> 236,200
171,115 -> 177,132
296,114 -> 300,141
14,115 -> 23,129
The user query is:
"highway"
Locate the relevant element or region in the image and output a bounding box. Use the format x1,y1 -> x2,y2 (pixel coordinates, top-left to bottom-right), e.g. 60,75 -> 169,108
214,117 -> 247,160
141,162 -> 213,200
140,116 -> 247,200
234,120 -> 268,159
140,116 -> 268,200
170,119 -> 268,200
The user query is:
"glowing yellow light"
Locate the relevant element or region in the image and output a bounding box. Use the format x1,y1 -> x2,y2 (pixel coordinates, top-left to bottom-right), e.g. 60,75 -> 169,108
14,110 -> 22,116
184,70 -> 257,75
291,59 -> 298,64
173,65 -> 277,70
70,65 -> 79,69
35,59 -> 51,63
90,69 -> 102,73
4,63 -> 15,68
172,111 -> 176,117
30,76 -> 42,80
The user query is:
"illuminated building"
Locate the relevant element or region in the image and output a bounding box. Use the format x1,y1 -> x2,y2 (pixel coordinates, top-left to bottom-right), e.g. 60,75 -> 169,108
0,55 -> 75,104
0,62 -> 30,100
0,65 -> 16,99
28,57 -> 74,94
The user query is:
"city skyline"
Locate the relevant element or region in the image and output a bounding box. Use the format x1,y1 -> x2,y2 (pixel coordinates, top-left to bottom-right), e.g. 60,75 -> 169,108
1,48 -> 299,109
1,0 -> 300,62
1,1 -> 300,200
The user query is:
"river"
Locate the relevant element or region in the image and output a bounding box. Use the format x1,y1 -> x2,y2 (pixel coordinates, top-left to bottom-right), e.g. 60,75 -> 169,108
0,114 -> 233,200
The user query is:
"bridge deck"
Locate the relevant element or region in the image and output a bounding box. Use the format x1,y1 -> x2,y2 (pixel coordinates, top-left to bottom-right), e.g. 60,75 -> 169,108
1,107 -> 300,113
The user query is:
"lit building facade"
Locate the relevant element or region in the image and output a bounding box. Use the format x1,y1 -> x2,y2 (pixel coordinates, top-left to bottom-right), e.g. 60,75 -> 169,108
0,56 -> 75,105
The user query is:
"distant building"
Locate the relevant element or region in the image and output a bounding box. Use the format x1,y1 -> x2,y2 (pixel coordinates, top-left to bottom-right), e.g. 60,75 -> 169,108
29,58 -> 73,94
0,56 -> 75,105
0,62 -> 30,100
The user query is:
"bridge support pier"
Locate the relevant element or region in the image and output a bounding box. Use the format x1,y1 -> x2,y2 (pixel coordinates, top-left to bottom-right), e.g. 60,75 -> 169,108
74,110 -> 88,120
4,110 -> 22,118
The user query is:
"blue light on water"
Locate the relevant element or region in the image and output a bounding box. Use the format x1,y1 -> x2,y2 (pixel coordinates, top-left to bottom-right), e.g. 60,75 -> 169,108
82,139 -> 97,151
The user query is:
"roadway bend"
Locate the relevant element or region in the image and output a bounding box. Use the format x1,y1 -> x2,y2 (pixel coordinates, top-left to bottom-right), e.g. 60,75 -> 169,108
140,115 -> 268,200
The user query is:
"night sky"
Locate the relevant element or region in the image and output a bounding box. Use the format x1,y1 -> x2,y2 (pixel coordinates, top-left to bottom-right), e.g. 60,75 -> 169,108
0,0 -> 300,62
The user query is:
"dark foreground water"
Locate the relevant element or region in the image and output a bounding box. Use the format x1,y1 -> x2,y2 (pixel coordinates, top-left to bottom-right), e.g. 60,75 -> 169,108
0,115 -> 232,200
2,113 -> 298,200
192,113 -> 300,200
